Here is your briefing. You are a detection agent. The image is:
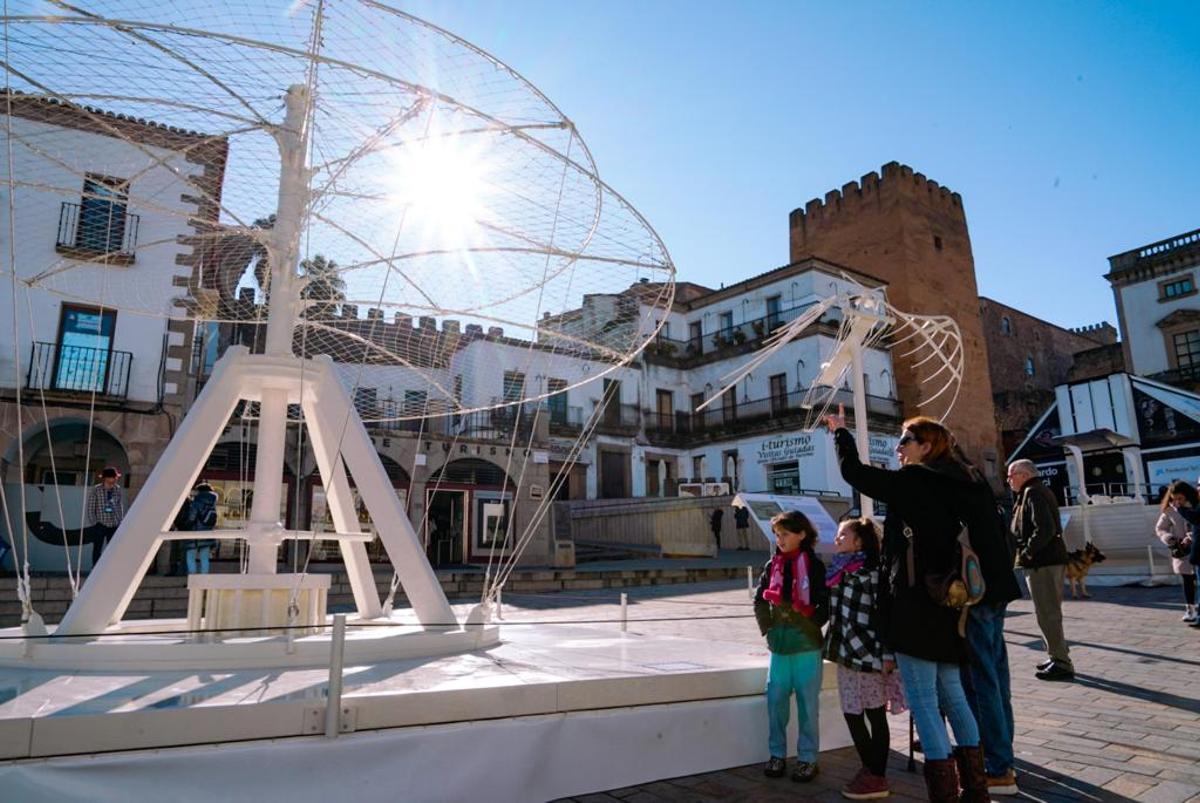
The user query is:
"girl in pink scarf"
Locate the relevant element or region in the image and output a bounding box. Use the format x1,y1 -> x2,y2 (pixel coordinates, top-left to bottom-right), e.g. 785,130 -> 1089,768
753,510 -> 828,783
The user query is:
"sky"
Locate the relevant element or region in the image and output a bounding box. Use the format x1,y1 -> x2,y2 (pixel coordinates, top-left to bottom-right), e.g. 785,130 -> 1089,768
404,0 -> 1200,331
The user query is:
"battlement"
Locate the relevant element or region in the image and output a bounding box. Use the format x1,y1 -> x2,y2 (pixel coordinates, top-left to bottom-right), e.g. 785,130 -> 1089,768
1070,321 -> 1118,345
789,161 -> 963,227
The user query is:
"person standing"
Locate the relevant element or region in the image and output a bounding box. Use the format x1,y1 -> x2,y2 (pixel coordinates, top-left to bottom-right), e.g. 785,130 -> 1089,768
1007,459 -> 1072,681
1156,480 -> 1197,623
754,510 -> 829,784
734,503 -> 752,550
84,466 -> 125,568
709,507 -> 724,551
956,451 -> 1023,796
828,410 -> 988,803
184,483 -> 219,575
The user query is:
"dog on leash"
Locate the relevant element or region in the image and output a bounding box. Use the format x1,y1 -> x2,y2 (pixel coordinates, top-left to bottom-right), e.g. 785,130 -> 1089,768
1065,542 -> 1107,598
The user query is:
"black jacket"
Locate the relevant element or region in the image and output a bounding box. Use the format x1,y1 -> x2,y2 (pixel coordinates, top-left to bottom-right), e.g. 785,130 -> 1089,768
834,427 -> 965,664
947,462 -> 1022,606
753,548 -> 829,654
1011,478 -> 1067,568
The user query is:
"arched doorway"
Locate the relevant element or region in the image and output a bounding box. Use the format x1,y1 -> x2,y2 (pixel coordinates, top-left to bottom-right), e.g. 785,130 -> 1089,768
307,454 -> 411,563
0,418 -> 130,572
424,458 -> 515,566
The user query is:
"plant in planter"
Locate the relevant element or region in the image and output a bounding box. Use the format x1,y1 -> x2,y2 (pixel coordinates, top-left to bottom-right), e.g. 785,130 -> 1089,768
732,328 -> 747,345
711,333 -> 727,349
751,320 -> 766,340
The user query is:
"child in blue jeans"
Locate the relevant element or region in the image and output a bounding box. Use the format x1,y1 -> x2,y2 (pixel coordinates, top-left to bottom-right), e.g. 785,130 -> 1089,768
754,510 -> 829,782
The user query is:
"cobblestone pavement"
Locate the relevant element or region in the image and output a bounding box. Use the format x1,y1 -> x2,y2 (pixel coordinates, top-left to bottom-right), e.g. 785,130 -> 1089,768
485,580 -> 1200,802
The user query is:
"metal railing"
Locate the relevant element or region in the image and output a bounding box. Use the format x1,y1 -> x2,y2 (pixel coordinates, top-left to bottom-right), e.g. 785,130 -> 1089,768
594,399 -> 640,433
644,301 -> 839,363
56,201 -> 140,261
26,340 -> 133,398
546,403 -> 585,434
644,387 -> 901,440
1147,364 -> 1200,388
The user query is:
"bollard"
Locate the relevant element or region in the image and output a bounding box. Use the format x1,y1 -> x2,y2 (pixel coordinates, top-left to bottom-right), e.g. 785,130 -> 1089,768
1147,544 -> 1157,578
496,587 -> 504,621
748,566 -> 754,600
325,613 -> 347,738
620,592 -> 628,632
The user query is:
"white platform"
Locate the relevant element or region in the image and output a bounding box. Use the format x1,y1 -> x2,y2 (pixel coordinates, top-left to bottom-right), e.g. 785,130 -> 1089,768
0,624 -> 850,802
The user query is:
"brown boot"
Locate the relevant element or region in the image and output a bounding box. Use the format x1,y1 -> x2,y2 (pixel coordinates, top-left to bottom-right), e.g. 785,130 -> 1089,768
923,757 -> 960,803
954,746 -> 991,802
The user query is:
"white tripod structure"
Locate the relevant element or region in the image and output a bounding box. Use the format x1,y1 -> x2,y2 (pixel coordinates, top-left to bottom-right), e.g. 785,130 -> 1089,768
55,85 -> 456,638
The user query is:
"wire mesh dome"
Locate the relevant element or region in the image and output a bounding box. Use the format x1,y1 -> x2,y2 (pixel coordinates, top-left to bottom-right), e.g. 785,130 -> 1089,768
0,0 -> 674,420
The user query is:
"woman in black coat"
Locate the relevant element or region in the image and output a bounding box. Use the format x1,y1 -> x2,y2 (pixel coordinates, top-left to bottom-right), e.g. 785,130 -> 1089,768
827,411 -> 986,803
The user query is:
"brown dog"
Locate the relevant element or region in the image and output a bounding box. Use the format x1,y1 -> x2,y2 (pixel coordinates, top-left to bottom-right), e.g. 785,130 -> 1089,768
1065,542 -> 1107,598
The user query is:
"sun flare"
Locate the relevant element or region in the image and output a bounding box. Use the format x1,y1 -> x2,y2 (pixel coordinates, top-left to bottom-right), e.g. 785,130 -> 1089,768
388,129 -> 492,249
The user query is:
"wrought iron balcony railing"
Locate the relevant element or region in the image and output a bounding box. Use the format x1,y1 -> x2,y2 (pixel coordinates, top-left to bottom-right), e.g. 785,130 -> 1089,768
26,340 -> 133,398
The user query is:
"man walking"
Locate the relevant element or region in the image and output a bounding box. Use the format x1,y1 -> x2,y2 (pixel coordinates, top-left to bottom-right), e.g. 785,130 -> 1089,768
84,466 -> 125,568
1007,459 -> 1073,681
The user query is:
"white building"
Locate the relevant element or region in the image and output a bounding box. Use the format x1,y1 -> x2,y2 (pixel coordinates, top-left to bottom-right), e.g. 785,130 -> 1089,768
1106,228 -> 1200,388
0,93 -> 225,572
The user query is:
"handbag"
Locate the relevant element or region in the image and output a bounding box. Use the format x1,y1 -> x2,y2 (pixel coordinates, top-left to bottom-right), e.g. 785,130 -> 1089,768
903,522 -> 986,636
1169,541 -> 1189,560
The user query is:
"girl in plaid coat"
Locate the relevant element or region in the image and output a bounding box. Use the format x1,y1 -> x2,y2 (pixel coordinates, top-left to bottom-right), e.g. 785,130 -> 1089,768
825,517 -> 906,800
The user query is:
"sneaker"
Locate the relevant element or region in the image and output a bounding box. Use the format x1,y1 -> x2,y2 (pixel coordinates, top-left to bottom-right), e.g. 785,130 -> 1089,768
1035,659 -> 1053,671
842,768 -> 890,799
1036,661 -> 1075,682
1182,611 -> 1198,623
987,769 -> 1019,796
763,756 -> 786,778
791,761 -> 819,783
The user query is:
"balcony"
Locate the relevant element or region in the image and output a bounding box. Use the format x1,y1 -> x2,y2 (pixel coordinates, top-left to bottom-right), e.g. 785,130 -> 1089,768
546,403 -> 585,436
644,387 -> 901,445
55,201 -> 140,265
26,341 -> 133,399
643,301 -> 840,367
594,399 -> 640,436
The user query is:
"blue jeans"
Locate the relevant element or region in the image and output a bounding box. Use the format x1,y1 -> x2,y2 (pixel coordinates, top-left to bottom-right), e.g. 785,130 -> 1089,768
185,544 -> 211,574
896,652 -> 979,761
766,650 -> 822,761
963,603 -> 1015,776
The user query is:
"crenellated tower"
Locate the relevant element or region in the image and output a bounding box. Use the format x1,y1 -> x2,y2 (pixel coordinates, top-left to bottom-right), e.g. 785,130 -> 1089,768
789,161 -> 1000,472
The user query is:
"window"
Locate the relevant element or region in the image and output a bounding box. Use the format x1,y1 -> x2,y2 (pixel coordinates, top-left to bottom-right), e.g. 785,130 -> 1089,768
691,455 -> 705,481
1160,275 -> 1196,301
1024,356 -> 1035,377
502,371 -> 525,403
769,373 -> 788,414
765,295 -> 782,330
75,175 -> 130,254
655,388 -> 674,431
688,320 -> 703,351
354,386 -> 378,415
690,391 -> 707,430
53,305 -> 116,392
1174,330 -> 1200,369
933,235 -> 943,251
722,386 -> 737,424
403,389 -> 427,415
1000,316 -> 1012,335
546,378 -> 567,424
719,311 -> 734,337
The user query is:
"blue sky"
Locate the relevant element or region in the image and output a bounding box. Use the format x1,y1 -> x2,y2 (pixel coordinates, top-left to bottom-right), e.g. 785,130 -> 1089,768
406,0 -> 1200,330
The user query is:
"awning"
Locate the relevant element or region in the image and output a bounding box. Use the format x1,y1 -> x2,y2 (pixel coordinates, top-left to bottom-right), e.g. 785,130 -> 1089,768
1052,429 -> 1138,452
1131,378 -> 1200,426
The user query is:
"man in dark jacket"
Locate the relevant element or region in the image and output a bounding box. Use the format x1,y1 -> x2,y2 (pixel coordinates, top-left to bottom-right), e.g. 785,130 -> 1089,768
953,459 -> 1023,795
1008,459 -> 1072,682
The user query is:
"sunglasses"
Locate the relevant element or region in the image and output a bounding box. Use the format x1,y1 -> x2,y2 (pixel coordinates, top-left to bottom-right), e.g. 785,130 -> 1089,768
898,433 -> 920,447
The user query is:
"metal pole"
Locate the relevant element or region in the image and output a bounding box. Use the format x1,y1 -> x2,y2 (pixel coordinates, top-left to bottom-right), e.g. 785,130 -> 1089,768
1147,544 -> 1157,579
850,342 -> 874,519
496,587 -> 504,621
324,613 -> 347,738
620,592 -> 628,632
747,565 -> 754,599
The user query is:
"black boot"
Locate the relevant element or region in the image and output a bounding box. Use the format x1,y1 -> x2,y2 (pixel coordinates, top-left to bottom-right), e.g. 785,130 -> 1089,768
923,757 -> 960,803
954,746 -> 991,803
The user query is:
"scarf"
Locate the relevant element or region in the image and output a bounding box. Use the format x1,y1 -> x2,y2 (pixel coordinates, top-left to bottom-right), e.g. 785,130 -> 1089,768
825,551 -> 867,588
762,549 -> 813,614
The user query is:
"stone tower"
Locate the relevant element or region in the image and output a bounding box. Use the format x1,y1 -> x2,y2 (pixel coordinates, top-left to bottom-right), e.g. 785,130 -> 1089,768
789,161 -> 1000,473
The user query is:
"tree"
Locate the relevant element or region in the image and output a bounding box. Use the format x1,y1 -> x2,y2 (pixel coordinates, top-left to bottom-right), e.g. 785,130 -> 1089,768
299,254 -> 346,318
